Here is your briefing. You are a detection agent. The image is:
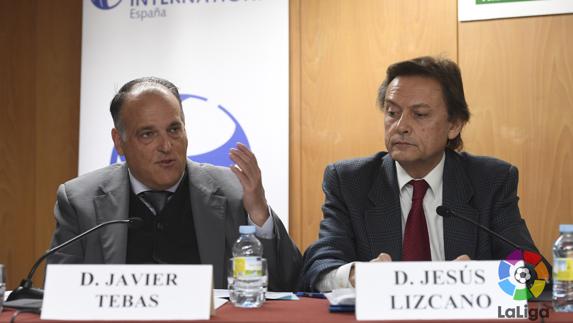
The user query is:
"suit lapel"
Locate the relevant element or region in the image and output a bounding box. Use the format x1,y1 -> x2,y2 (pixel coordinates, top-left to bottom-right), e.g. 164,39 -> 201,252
365,154 -> 403,261
187,161 -> 226,286
94,164 -> 130,264
442,150 -> 479,260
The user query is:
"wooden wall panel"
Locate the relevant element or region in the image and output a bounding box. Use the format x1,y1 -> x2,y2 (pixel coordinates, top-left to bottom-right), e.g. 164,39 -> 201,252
289,0 -> 302,245
0,0 -> 39,290
0,0 -> 81,289
33,0 -> 82,285
459,15 -> 573,262
298,0 -> 458,249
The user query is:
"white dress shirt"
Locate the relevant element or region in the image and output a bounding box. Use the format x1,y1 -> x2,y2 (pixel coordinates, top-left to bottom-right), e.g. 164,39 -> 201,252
128,169 -> 274,238
315,153 -> 446,291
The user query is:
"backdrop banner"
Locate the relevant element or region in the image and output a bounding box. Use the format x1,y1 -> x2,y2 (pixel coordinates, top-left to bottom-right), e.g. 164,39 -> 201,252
80,0 -> 289,227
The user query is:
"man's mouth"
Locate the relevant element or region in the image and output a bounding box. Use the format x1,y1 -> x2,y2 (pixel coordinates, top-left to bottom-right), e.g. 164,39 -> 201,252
157,159 -> 175,166
392,141 -> 414,147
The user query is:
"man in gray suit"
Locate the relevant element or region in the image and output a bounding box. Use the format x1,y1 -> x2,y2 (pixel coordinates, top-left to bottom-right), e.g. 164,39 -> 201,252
48,77 -> 301,291
300,56 -> 541,291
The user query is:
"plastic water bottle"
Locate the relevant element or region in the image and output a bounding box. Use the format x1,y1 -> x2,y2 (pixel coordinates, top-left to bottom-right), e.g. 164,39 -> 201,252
228,225 -> 266,308
553,224 -> 573,312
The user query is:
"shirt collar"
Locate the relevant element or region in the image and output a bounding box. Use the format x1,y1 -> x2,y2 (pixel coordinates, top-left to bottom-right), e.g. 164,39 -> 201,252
395,152 -> 445,196
128,168 -> 185,195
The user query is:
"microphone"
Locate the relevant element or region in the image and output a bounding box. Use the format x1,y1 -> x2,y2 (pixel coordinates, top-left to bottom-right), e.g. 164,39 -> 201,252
436,205 -> 552,301
7,217 -> 144,301
435,206 -> 521,250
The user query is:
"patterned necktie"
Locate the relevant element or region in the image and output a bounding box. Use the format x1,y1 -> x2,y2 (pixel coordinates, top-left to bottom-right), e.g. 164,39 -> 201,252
402,179 -> 431,261
139,191 -> 172,214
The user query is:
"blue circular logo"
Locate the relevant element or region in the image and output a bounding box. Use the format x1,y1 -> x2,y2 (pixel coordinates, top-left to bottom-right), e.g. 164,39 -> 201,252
91,0 -> 122,10
109,93 -> 251,167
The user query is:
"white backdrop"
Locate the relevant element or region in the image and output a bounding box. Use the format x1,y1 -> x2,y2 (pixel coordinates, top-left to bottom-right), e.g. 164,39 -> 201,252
80,0 -> 289,227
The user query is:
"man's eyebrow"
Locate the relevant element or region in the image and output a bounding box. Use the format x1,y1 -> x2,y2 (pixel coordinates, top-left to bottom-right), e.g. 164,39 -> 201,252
136,125 -> 155,132
384,99 -> 400,107
384,100 -> 432,110
411,103 -> 432,109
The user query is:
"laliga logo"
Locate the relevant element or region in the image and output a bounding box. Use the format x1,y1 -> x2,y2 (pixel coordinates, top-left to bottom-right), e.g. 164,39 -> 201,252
91,0 -> 122,10
109,93 -> 250,167
497,249 -> 548,300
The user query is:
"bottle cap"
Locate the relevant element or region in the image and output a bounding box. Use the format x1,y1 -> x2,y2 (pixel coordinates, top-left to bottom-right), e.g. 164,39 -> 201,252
239,225 -> 256,234
559,224 -> 573,233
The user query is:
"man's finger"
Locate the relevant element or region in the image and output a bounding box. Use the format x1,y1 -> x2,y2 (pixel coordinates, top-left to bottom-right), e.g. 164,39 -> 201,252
454,254 -> 471,261
230,148 -> 255,177
235,142 -> 256,161
370,253 -> 392,262
230,164 -> 248,185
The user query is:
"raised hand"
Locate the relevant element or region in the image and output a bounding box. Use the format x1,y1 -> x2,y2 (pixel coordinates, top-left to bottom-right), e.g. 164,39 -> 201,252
229,143 -> 269,226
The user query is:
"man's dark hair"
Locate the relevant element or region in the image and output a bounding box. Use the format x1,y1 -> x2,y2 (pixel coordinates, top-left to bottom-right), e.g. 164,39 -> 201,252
110,76 -> 183,133
377,56 -> 470,151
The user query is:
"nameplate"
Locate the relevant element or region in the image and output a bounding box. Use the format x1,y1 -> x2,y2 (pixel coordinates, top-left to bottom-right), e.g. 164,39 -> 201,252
41,264 -> 213,321
355,261 -> 529,320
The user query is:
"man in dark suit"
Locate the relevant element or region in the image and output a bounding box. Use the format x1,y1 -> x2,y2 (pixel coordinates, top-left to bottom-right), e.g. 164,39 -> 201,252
300,56 -> 540,291
48,77 -> 302,291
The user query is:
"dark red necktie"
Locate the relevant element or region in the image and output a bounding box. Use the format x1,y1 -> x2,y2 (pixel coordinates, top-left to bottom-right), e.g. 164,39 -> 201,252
402,179 -> 431,261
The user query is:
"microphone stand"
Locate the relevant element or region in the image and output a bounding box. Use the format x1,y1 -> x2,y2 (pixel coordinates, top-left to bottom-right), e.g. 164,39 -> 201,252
435,205 -> 552,299
7,218 -> 142,301
435,206 -> 522,250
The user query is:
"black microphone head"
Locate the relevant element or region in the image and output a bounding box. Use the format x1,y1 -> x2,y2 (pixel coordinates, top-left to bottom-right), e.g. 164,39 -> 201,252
436,206 -> 453,218
128,217 -> 144,230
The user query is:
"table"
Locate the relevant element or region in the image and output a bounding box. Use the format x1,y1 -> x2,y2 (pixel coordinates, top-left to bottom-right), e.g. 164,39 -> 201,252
1,298 -> 572,322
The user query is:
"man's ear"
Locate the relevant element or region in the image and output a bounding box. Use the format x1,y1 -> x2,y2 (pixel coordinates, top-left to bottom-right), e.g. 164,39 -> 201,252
111,128 -> 125,156
447,119 -> 464,140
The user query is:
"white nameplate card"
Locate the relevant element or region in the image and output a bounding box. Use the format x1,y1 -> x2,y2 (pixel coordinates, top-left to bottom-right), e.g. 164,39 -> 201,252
356,261 -> 531,320
42,264 -> 213,321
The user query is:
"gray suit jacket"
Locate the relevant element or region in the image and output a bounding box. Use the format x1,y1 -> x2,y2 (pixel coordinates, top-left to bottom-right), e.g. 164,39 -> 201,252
300,149 -> 540,291
48,160 -> 302,291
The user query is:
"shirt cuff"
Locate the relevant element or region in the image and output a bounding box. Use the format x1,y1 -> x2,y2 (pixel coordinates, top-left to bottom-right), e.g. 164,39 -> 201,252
315,262 -> 355,292
247,205 -> 275,239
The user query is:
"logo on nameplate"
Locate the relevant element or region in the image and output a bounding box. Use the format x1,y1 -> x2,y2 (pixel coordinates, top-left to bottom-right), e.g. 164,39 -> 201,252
496,250 -> 550,320
497,249 -> 548,300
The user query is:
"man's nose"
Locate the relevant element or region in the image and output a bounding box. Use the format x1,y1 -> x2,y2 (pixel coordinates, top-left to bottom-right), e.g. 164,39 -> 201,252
157,133 -> 173,152
395,112 -> 412,134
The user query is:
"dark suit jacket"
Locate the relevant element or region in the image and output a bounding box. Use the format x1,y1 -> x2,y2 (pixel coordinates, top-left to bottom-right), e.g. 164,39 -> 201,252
48,160 -> 302,291
300,149 -> 540,291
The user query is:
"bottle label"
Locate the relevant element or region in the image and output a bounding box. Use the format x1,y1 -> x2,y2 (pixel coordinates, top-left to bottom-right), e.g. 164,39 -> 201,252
553,258 -> 573,281
233,256 -> 262,278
